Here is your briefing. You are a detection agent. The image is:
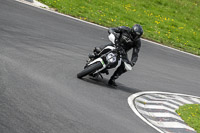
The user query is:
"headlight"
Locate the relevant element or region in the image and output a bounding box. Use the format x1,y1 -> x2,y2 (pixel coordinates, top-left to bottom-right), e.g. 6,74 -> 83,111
106,53 -> 117,63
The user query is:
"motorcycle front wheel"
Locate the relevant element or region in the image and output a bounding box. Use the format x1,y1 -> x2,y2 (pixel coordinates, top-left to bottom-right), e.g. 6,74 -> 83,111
77,62 -> 103,79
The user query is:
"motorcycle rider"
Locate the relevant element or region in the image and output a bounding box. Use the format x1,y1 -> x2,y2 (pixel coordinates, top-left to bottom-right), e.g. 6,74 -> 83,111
89,24 -> 143,86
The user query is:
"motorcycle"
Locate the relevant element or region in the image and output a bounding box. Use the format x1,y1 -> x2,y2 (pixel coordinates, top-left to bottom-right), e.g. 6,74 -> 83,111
77,34 -> 132,79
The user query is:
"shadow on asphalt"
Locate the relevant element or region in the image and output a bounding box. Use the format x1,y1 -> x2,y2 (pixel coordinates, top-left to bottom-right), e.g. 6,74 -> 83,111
81,77 -> 141,94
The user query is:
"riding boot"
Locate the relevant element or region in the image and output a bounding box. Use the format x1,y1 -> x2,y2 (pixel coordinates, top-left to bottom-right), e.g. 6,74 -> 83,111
93,47 -> 101,57
108,73 -> 119,87
88,47 -> 101,59
93,47 -> 101,55
88,53 -> 96,59
108,62 -> 127,87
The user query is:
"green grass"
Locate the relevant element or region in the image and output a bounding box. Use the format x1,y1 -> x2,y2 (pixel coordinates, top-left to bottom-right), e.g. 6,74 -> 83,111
176,104 -> 200,133
38,0 -> 200,55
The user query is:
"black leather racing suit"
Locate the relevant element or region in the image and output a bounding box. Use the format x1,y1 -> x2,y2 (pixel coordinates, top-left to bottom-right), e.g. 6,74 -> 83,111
102,26 -> 141,81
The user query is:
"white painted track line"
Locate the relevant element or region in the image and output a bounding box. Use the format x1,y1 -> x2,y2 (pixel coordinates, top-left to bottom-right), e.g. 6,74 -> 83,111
149,94 -> 171,99
143,95 -> 169,100
148,119 -> 195,131
136,102 -> 175,112
137,97 -> 179,109
137,109 -> 184,122
174,96 -> 194,104
167,99 -> 184,106
190,98 -> 200,104
143,95 -> 184,106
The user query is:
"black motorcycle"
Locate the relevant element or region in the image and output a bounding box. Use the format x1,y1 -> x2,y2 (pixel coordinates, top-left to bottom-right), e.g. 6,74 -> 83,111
77,43 -> 131,79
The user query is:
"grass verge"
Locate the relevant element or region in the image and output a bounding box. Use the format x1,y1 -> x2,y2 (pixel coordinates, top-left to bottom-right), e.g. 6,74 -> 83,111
176,104 -> 200,133
38,0 -> 200,56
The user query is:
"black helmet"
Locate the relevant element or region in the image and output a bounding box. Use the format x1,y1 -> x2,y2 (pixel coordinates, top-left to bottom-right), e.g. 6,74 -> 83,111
131,24 -> 143,41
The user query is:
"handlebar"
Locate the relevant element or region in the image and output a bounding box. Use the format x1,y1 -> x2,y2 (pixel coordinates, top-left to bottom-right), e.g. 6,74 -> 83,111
113,43 -> 126,57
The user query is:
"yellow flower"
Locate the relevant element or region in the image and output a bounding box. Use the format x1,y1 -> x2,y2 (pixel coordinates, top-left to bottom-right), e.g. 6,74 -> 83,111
155,21 -> 160,24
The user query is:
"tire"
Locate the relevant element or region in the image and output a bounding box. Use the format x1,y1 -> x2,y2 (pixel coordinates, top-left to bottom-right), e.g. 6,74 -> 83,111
77,62 -> 103,79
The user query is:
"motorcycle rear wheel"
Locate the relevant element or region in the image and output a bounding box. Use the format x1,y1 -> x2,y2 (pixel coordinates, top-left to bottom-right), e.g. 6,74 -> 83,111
77,62 -> 103,79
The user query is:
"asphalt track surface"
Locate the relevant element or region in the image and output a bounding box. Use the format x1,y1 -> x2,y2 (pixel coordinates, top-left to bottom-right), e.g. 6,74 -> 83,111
0,0 -> 200,133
